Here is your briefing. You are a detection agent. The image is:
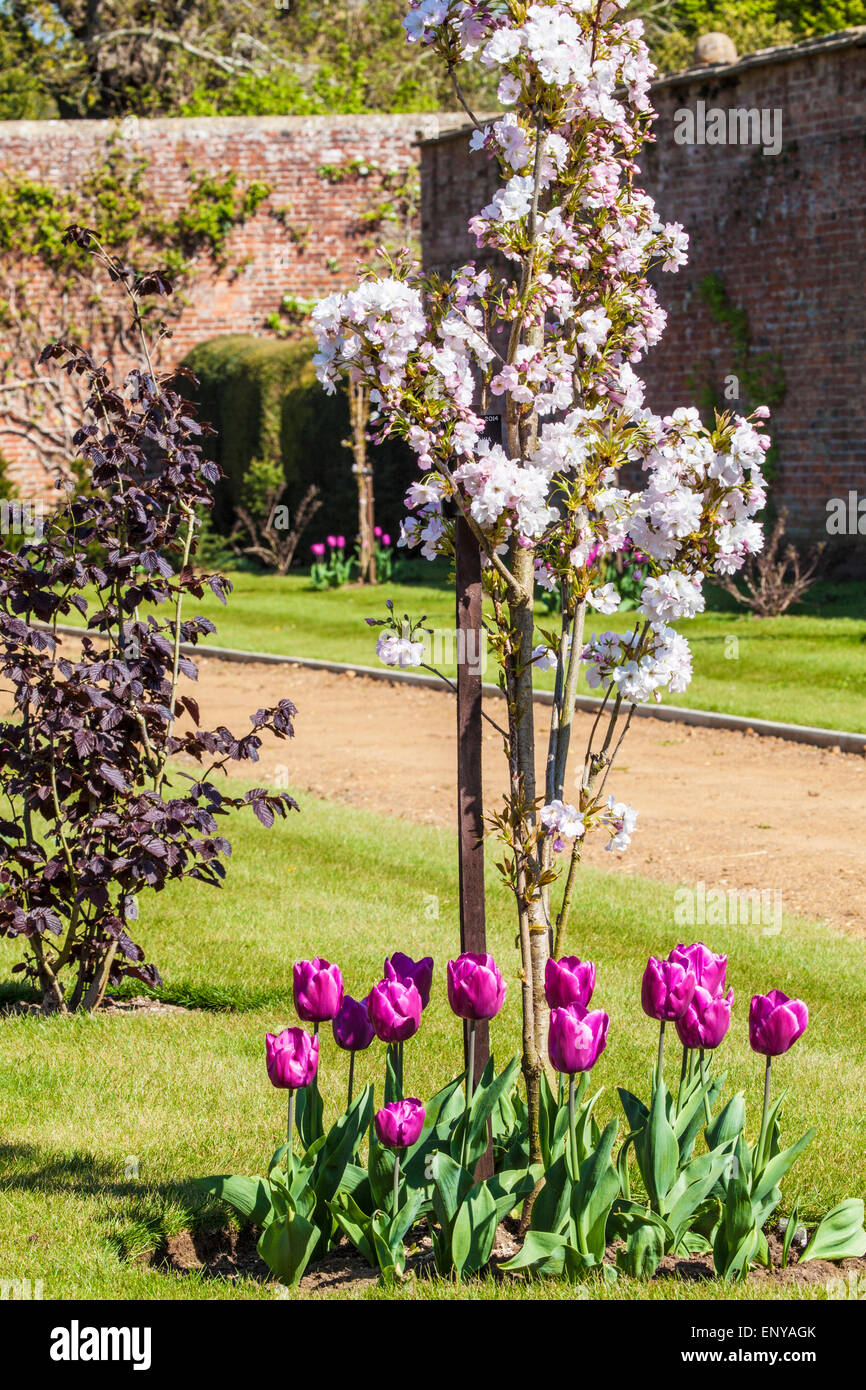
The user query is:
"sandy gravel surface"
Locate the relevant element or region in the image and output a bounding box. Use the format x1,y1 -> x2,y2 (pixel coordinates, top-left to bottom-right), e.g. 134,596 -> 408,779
184,658 -> 866,937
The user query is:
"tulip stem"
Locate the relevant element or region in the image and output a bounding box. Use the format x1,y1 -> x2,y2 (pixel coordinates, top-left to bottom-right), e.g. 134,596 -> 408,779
676,1045 -> 689,1113
347,1051 -> 355,1109
568,1073 -> 578,1177
393,1151 -> 401,1217
699,1049 -> 712,1125
460,1021 -> 476,1173
758,1055 -> 772,1171
656,1020 -> 665,1088
287,1090 -> 295,1176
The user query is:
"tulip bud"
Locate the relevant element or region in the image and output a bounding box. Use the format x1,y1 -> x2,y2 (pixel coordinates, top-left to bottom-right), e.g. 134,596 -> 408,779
641,956 -> 695,1022
675,984 -> 734,1050
544,955 -> 596,1010
374,1099 -> 426,1151
749,989 -> 808,1057
332,994 -> 375,1052
548,1004 -> 609,1074
265,1027 -> 319,1090
447,951 -> 506,1021
386,952 -> 434,1010
293,957 -> 344,1024
368,975 -> 422,1043
669,941 -> 727,997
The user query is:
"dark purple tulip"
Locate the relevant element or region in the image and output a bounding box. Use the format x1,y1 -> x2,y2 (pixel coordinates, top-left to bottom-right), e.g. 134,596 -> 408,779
749,989 -> 808,1057
374,1099 -> 426,1151
265,1027 -> 319,1090
548,1005 -> 609,1074
675,985 -> 734,1050
544,955 -> 596,1010
332,994 -> 375,1052
641,956 -> 696,1022
447,952 -> 506,1021
368,975 -> 422,1043
386,952 -> 434,1010
669,942 -> 727,997
293,957 -> 344,1024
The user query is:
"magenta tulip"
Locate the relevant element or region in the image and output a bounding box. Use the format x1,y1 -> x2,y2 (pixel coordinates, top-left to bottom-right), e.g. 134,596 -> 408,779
675,985 -> 734,1050
327,534 -> 336,547
336,535 -> 346,549
332,994 -> 375,1052
641,956 -> 696,1022
382,533 -> 391,547
447,952 -> 506,1021
669,942 -> 727,997
374,1099 -> 426,1151
368,974 -> 422,1043
265,1027 -> 319,1090
293,957 -> 344,1024
545,956 -> 596,1010
310,541 -> 326,557
386,952 -> 434,1010
749,989 -> 809,1057
548,1004 -> 609,1074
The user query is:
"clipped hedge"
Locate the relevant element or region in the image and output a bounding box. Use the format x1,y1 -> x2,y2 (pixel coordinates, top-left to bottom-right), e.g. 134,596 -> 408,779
180,335 -> 414,550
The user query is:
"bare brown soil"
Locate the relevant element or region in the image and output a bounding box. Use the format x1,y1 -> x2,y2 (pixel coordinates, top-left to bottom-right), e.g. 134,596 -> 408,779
153,1222 -> 866,1296
183,659 -> 866,936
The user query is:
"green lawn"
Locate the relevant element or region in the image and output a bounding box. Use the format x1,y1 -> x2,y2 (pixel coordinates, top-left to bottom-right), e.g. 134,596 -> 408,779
183,566 -> 866,733
1,793 -> 863,1301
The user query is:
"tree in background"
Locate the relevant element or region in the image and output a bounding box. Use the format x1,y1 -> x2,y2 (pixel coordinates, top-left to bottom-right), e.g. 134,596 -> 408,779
1,0 -> 862,120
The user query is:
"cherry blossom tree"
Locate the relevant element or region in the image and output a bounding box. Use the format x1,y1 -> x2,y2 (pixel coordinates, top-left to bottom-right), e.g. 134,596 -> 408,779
312,0 -> 769,1165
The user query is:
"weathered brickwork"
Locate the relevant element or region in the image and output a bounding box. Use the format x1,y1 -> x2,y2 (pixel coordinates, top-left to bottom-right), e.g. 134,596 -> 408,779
421,30 -> 866,546
0,112 -> 461,491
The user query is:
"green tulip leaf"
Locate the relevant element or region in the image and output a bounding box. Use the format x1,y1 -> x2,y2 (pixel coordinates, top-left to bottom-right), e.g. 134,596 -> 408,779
616,1222 -> 666,1280
801,1199 -> 866,1263
752,1128 -> 815,1207
191,1174 -> 273,1227
500,1229 -> 567,1275
452,1180 -> 499,1277
330,1191 -> 376,1267
257,1208 -> 319,1288
618,1087 -> 649,1134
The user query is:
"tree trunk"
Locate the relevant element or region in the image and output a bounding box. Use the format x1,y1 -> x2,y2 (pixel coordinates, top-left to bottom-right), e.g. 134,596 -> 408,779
349,380 -> 376,584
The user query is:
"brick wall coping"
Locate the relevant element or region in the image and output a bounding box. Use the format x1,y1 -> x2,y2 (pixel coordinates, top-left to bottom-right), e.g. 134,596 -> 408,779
418,25 -> 866,146
0,112 -> 466,142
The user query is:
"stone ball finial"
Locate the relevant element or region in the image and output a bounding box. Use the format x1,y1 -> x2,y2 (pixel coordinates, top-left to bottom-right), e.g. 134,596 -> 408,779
694,32 -> 738,66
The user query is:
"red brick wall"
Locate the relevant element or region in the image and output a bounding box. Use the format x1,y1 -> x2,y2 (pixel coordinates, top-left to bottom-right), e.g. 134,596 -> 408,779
421,32 -> 866,546
0,112 -> 460,492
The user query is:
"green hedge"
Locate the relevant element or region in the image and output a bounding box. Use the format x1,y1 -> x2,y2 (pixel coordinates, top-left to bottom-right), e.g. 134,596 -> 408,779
180,334 -> 414,551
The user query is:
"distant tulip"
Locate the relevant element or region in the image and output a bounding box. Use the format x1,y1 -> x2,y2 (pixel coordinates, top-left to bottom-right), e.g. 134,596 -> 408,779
310,541 -> 326,557
387,952 -> 434,1010
545,956 -> 596,1010
327,535 -> 337,547
447,952 -> 506,1021
368,974 -> 422,1043
332,994 -> 375,1052
382,533 -> 391,547
336,535 -> 346,549
676,985 -> 734,1050
265,1027 -> 319,1090
669,942 -> 727,997
374,525 -> 382,538
293,957 -> 344,1024
374,1099 -> 426,1151
548,1004 -> 609,1074
641,956 -> 695,1022
749,989 -> 808,1057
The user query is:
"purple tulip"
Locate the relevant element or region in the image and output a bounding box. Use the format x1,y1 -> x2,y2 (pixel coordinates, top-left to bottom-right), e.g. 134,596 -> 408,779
548,1004 -> 609,1074
310,541 -> 326,557
675,985 -> 734,1050
336,535 -> 346,549
544,955 -> 596,1010
374,525 -> 382,538
327,534 -> 337,547
374,1099 -> 426,1150
447,952 -> 506,1021
332,994 -> 375,1052
386,952 -> 434,1010
265,1027 -> 319,1090
641,956 -> 696,1022
368,975 -> 422,1043
382,533 -> 391,547
293,957 -> 344,1024
749,989 -> 809,1057
669,941 -> 727,997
